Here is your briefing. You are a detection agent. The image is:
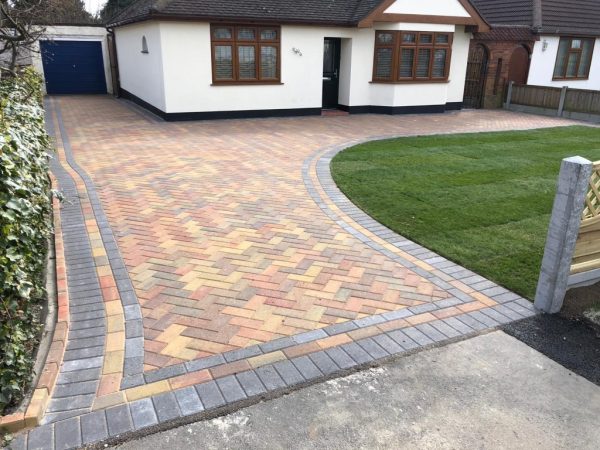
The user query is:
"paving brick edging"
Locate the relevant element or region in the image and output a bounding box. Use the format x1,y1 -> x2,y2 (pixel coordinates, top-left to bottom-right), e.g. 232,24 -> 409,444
0,184 -> 69,434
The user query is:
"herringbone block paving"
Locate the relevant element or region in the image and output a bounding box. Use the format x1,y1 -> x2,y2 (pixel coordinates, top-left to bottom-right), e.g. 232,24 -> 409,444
56,96 -> 573,371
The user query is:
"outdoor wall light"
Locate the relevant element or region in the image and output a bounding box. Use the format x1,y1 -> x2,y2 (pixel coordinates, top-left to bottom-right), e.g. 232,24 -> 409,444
542,40 -> 548,52
292,47 -> 303,56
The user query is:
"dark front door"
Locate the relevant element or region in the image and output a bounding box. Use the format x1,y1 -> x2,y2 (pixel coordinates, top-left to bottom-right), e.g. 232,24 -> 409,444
40,40 -> 107,94
463,44 -> 489,109
322,38 -> 341,109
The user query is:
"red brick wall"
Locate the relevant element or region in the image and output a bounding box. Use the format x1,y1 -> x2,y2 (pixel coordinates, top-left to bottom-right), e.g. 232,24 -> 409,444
469,40 -> 535,109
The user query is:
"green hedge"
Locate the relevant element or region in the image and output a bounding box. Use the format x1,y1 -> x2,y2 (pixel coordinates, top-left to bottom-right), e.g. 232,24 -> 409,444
0,69 -> 53,414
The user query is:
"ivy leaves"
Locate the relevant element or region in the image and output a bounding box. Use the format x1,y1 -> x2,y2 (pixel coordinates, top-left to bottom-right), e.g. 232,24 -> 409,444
0,68 -> 52,414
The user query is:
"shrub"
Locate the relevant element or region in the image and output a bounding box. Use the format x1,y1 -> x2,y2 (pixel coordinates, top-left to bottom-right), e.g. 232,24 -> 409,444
0,68 -> 52,414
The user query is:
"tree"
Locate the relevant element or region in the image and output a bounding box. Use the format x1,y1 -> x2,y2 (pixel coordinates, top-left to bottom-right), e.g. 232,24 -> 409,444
0,0 -> 95,75
100,0 -> 137,23
11,0 -> 95,24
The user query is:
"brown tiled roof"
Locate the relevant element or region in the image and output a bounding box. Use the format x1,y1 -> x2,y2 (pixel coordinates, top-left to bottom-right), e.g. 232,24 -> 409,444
108,0 -> 385,27
473,24 -> 536,41
471,0 -> 600,36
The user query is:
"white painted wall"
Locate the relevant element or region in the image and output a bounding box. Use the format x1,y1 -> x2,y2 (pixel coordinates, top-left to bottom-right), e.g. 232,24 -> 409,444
31,25 -> 112,94
149,21 -> 470,113
528,36 -> 600,90
385,0 -> 470,17
114,22 -> 166,111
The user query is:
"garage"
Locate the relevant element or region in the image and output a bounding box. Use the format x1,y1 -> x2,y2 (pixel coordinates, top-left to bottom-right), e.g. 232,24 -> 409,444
40,40 -> 107,94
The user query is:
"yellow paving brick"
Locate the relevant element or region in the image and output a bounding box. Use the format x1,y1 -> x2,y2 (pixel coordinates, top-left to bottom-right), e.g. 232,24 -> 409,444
469,291 -> 498,306
247,351 -> 287,368
105,300 -> 123,317
92,391 -> 126,411
103,350 -> 124,374
160,336 -> 197,360
105,331 -> 125,352
316,333 -> 353,349
125,380 -> 171,402
156,324 -> 187,343
107,315 -> 124,332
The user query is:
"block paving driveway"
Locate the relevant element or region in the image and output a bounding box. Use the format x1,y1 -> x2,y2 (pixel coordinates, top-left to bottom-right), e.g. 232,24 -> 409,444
9,96 -> 579,449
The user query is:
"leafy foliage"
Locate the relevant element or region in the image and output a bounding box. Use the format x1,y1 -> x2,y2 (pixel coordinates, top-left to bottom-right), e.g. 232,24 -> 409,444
100,0 -> 137,22
0,68 -> 52,414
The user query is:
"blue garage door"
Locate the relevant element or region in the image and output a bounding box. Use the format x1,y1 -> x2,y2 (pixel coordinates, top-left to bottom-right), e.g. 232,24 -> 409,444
40,40 -> 107,94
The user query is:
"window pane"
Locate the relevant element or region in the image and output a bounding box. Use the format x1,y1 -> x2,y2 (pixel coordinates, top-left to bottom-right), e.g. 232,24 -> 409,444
213,27 -> 232,40
402,33 -> 416,44
435,34 -> 449,44
432,48 -> 447,77
214,45 -> 233,79
378,32 -> 394,44
375,47 -> 393,78
238,46 -> 256,79
261,29 -> 278,40
416,48 -> 431,77
237,28 -> 256,40
261,46 -> 277,78
566,52 -> 578,77
419,34 -> 433,44
578,40 -> 593,78
571,39 -> 582,49
554,39 -> 570,77
399,48 -> 414,77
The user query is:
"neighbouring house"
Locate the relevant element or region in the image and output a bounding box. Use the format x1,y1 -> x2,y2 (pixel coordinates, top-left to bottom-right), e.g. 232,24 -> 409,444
465,0 -> 600,108
106,0 -> 489,120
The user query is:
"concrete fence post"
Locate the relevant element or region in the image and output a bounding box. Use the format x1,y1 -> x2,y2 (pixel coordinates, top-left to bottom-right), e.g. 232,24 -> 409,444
534,156 -> 593,313
557,86 -> 568,117
505,81 -> 514,109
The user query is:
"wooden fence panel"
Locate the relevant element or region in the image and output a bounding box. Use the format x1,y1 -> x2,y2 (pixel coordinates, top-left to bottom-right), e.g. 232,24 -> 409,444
571,161 -> 600,274
511,84 -> 561,109
564,89 -> 600,114
509,84 -> 600,115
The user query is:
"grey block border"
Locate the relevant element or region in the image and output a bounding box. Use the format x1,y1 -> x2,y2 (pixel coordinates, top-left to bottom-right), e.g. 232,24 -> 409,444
48,99 -> 146,394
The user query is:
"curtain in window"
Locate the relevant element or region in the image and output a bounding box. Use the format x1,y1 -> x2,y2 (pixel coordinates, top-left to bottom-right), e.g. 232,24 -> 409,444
416,48 -> 431,77
215,46 -> 233,79
399,48 -> 414,78
238,46 -> 256,79
553,39 -> 570,78
432,49 -> 447,78
375,48 -> 393,78
578,39 -> 594,78
261,46 -> 277,79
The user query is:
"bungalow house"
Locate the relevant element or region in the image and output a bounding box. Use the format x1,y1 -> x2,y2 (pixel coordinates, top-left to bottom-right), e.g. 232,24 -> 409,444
107,0 -> 489,120
465,0 -> 600,108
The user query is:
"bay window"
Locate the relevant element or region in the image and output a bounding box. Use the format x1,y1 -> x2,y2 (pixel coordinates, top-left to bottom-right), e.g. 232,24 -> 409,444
373,31 -> 453,82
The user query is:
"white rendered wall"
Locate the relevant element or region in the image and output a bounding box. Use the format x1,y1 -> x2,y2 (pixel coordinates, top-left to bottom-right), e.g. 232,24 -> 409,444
31,25 -> 112,94
114,22 -> 166,111
155,22 -> 471,113
528,36 -> 600,90
385,0 -> 470,17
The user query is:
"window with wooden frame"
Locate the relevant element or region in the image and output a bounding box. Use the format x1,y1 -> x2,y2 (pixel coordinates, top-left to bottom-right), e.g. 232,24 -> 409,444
553,37 -> 595,80
210,24 -> 280,84
373,31 -> 453,83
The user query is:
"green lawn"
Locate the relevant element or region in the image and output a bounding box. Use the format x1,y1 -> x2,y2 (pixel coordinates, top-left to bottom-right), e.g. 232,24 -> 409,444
331,126 -> 600,300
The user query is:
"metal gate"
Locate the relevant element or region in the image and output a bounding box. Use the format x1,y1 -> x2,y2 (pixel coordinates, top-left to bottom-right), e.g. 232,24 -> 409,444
463,44 -> 489,109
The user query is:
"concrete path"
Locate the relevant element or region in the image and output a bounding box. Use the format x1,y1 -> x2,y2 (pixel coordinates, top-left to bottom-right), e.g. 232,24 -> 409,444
8,97 -> 582,449
114,331 -> 600,450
